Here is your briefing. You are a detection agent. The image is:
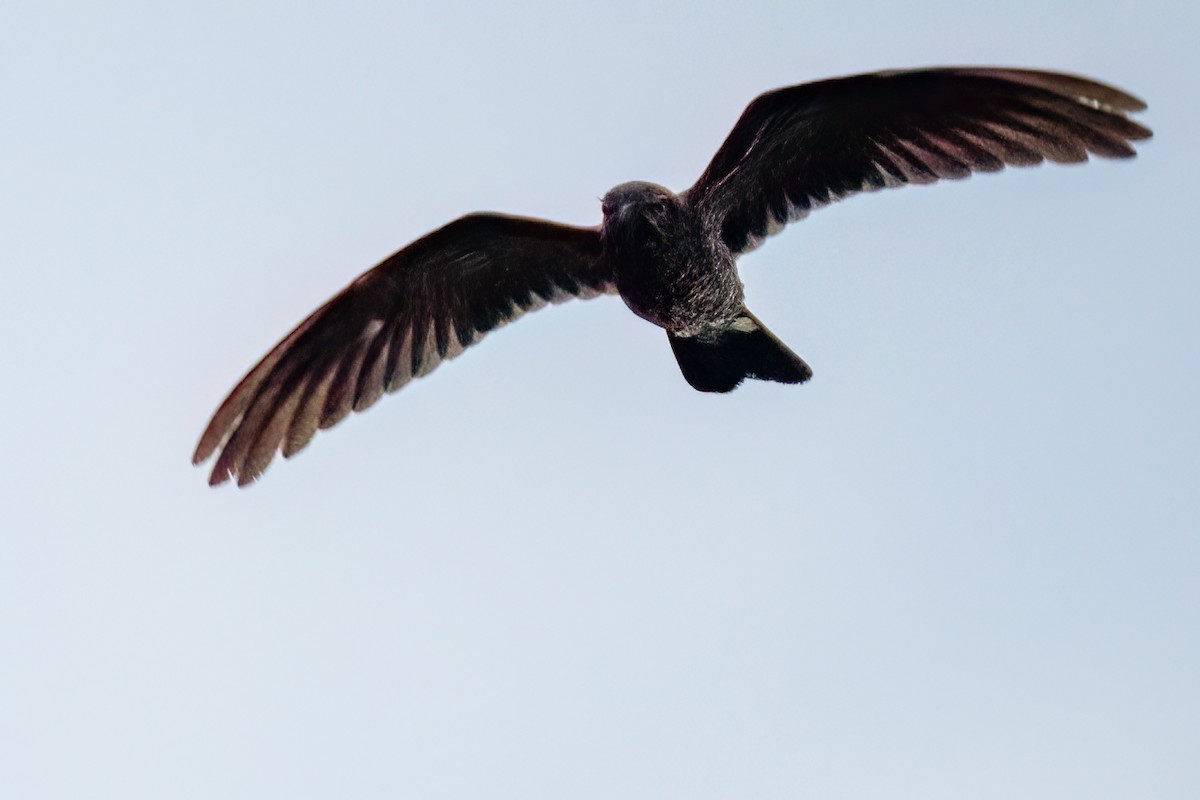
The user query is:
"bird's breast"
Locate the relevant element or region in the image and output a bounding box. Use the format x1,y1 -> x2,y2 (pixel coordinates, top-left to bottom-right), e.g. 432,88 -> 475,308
606,211 -> 743,334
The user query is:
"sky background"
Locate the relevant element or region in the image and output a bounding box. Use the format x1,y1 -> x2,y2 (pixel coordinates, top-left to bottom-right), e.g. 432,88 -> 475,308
2,1 -> 1197,798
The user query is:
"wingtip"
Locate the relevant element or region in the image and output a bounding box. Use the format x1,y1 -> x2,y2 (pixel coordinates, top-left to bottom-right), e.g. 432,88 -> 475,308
206,465 -> 265,489
191,442 -> 211,467
1128,119 -> 1154,141
960,67 -> 1151,115
208,466 -> 231,488
193,418 -> 227,468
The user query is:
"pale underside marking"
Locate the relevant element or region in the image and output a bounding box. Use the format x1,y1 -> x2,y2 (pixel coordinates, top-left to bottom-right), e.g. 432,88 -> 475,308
385,326 -> 414,392
361,319 -> 384,339
412,321 -> 441,377
441,318 -> 466,361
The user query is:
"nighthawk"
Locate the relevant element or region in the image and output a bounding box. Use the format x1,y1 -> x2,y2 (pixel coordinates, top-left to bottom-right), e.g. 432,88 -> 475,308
194,67 -> 1151,486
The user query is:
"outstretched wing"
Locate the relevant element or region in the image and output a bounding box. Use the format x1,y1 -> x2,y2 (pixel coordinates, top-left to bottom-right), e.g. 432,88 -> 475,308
193,213 -> 611,486
685,67 -> 1152,254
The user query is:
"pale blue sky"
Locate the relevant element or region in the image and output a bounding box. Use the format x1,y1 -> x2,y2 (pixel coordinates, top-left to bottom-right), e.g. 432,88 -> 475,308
2,1 -> 1197,798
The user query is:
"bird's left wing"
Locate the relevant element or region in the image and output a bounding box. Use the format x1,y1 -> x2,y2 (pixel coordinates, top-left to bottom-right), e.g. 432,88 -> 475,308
193,213 -> 611,486
684,67 -> 1151,255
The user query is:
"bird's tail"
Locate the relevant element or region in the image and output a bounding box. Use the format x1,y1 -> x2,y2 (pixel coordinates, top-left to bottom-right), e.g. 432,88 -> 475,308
667,308 -> 812,393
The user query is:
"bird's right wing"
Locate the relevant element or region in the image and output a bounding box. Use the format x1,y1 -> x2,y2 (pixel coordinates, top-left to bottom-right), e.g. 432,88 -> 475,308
684,67 -> 1151,254
193,213 -> 612,486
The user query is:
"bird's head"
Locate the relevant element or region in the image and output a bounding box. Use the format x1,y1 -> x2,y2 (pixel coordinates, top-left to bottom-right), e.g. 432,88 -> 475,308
601,181 -> 677,223
600,181 -> 686,260
600,183 -> 682,256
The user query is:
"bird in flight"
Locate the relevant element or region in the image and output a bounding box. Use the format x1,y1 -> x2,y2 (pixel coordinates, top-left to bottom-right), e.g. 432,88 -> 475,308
194,67 -> 1151,487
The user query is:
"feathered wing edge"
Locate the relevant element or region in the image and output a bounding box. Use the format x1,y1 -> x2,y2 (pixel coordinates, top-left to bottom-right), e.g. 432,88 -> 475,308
193,214 -> 611,487
685,67 -> 1152,254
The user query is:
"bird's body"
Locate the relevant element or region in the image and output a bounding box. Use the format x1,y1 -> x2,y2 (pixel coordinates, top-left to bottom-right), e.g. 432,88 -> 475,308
601,180 -> 812,392
603,182 -> 742,334
194,67 -> 1151,486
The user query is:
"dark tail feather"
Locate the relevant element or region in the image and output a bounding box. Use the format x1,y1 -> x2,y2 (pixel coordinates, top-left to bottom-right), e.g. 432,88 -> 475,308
667,309 -> 812,393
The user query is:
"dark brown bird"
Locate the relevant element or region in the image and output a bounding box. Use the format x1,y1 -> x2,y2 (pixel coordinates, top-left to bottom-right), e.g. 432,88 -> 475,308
194,67 -> 1151,486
